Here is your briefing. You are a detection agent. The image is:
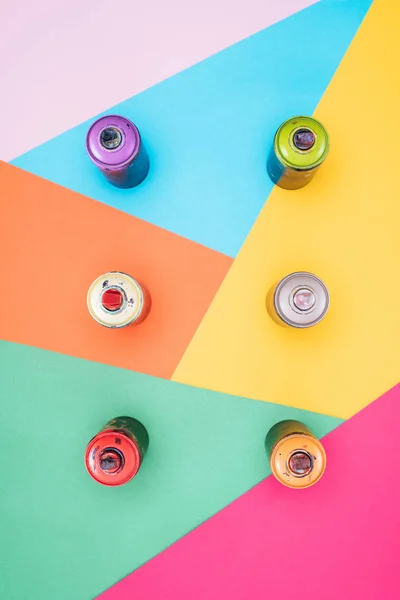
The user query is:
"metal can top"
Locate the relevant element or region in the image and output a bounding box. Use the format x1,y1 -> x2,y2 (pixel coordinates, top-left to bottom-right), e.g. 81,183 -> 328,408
274,272 -> 329,328
274,116 -> 329,170
86,115 -> 141,170
270,433 -> 326,489
87,271 -> 146,328
85,429 -> 142,486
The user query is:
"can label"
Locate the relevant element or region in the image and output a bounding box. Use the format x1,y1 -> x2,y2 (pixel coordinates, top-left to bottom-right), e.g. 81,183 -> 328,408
105,141 -> 150,189
268,152 -> 316,189
266,281 -> 285,326
265,420 -> 312,456
102,416 -> 150,461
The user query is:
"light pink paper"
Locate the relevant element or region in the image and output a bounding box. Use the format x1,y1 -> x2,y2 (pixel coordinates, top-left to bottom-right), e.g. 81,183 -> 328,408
0,0 -> 318,161
99,384 -> 400,600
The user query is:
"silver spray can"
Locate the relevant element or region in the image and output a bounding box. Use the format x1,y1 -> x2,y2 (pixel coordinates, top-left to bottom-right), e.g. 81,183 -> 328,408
266,272 -> 329,328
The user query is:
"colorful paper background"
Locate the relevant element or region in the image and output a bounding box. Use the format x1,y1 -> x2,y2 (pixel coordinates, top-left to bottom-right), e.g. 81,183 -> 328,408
1,0 -> 399,599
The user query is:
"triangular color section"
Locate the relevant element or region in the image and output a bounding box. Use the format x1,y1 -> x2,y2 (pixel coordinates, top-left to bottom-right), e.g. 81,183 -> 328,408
98,384 -> 400,600
11,0 -> 373,256
173,0 -> 400,420
0,162 -> 231,378
1,0 -> 320,161
0,341 -> 342,600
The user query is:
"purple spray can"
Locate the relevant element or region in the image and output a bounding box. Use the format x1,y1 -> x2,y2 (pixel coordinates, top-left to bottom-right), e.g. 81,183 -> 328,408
86,115 -> 150,189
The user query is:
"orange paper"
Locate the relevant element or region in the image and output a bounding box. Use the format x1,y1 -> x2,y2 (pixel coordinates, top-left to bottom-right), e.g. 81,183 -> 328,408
0,162 -> 232,378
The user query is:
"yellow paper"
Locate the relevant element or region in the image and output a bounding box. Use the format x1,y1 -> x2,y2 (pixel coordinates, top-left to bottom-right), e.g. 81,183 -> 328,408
173,0 -> 400,419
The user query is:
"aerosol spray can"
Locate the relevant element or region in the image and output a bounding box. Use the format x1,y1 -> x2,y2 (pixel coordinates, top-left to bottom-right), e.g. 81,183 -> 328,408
267,116 -> 329,190
86,115 -> 150,188
266,272 -> 329,328
87,271 -> 151,328
85,416 -> 149,486
265,419 -> 326,489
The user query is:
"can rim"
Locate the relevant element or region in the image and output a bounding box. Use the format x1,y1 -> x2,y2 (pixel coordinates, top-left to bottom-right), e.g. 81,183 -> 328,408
274,271 -> 330,328
87,271 -> 146,329
85,430 -> 141,486
270,433 -> 326,489
274,116 -> 329,171
86,115 -> 141,170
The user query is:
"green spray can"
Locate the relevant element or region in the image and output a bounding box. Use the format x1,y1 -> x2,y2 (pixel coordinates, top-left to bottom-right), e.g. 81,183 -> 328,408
267,116 -> 329,190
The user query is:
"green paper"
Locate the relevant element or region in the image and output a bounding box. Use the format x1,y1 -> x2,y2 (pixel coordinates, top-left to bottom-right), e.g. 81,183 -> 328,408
0,341 -> 343,599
